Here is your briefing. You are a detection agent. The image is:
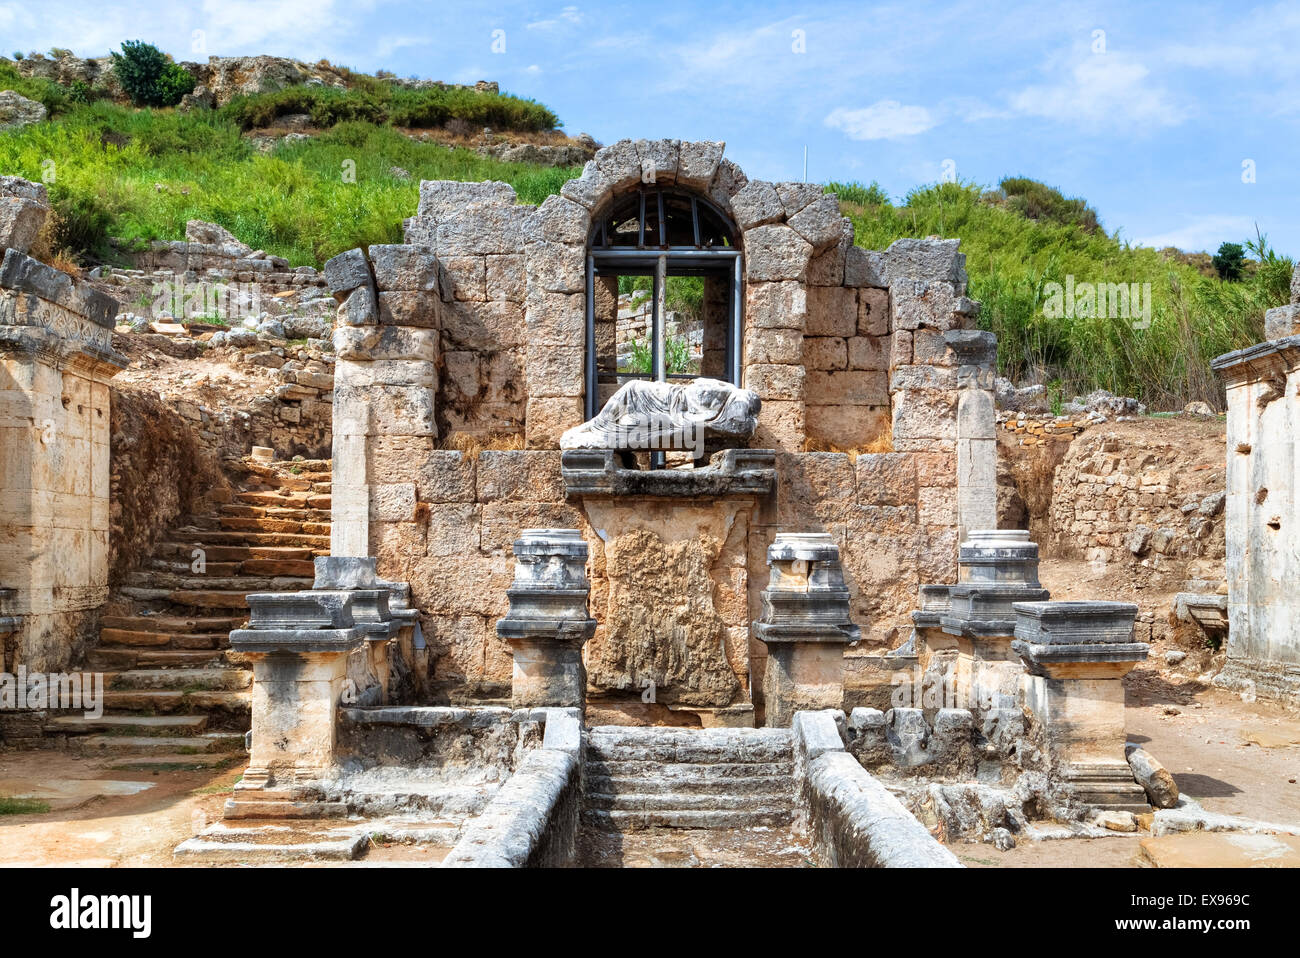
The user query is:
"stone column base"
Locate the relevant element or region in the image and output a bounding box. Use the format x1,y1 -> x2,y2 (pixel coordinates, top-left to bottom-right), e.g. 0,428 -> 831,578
508,637 -> 587,709
763,642 -> 846,728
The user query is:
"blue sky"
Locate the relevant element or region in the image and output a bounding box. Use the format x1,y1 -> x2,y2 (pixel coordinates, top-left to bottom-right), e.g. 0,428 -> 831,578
5,0 -> 1298,255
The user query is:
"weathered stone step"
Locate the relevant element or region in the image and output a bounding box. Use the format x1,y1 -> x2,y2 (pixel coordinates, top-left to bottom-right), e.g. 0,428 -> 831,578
585,727 -> 793,764
73,732 -> 244,754
45,713 -> 210,735
118,587 -> 252,610
174,824 -> 365,862
100,628 -> 230,649
87,648 -> 230,670
107,668 -> 251,691
584,791 -> 793,813
124,571 -> 313,592
172,529 -> 331,548
101,690 -> 250,713
586,771 -> 793,796
581,808 -> 794,830
220,503 -> 330,521
236,491 -> 311,508
147,557 -> 242,577
102,614 -> 245,633
222,800 -> 347,820
217,517 -> 331,536
155,543 -> 316,562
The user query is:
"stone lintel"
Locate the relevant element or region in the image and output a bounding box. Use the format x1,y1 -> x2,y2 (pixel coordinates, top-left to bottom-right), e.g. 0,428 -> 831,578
560,447 -> 776,498
1211,334 -> 1300,385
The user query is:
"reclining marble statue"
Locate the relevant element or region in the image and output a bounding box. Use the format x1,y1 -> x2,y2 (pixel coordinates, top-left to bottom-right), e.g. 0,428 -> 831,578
560,377 -> 761,461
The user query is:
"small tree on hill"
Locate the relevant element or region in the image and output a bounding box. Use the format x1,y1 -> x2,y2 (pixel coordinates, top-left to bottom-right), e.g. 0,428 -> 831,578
1212,242 -> 1246,282
111,40 -> 195,107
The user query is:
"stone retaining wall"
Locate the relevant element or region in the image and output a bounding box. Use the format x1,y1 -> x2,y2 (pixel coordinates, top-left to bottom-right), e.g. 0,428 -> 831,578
442,708 -> 583,867
793,710 -> 962,867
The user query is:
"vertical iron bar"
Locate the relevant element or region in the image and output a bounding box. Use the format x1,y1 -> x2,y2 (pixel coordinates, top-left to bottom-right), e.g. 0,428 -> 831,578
731,254 -> 743,386
657,190 -> 667,248
691,196 -> 701,248
585,253 -> 596,420
637,191 -> 645,248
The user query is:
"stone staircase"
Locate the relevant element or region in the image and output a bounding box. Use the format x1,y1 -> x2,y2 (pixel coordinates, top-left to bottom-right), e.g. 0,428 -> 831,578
582,726 -> 796,829
45,457 -> 332,755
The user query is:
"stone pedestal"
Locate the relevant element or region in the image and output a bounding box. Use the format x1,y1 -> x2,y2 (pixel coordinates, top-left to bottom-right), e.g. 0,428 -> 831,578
910,530 -> 1047,712
497,529 -> 597,709
754,533 -> 859,727
1012,600 -> 1150,811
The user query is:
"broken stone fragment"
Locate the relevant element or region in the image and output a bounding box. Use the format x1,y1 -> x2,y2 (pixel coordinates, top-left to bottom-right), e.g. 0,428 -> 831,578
1125,744 -> 1180,808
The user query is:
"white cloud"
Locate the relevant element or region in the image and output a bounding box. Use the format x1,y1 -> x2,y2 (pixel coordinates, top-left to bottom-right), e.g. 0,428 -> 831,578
825,100 -> 936,141
1135,214 -> 1256,252
527,5 -> 583,31
1009,53 -> 1186,130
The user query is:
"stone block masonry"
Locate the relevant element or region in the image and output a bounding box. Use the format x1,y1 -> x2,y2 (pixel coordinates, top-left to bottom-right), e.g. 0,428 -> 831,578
0,194 -> 126,672
319,141 -> 995,716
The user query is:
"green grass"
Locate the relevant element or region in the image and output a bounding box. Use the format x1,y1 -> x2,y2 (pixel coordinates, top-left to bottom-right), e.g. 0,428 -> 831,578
0,104 -> 578,265
831,179 -> 1292,408
0,795 -> 51,815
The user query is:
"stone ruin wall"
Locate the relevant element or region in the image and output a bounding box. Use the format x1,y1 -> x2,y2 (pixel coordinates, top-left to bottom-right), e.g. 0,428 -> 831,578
324,140 -> 990,715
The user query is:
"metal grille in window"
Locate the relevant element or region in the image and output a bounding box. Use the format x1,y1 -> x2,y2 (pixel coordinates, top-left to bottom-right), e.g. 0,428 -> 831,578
584,188 -> 742,420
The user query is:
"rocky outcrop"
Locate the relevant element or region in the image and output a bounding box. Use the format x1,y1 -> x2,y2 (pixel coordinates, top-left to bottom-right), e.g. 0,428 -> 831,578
0,90 -> 46,132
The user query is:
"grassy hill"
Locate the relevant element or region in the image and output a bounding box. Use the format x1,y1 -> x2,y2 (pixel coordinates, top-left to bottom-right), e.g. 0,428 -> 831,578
833,180 -> 1291,409
1,57 -> 1288,408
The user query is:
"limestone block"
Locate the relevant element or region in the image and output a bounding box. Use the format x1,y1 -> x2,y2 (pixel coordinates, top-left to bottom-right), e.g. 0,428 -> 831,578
364,435 -> 436,484
858,287 -> 889,336
486,253 -> 525,302
525,241 -> 586,294
377,291 -> 442,330
753,399 -> 805,450
559,163 -> 615,212
743,327 -> 803,365
594,139 -> 643,192
787,195 -> 845,253
634,138 -> 680,184
0,195 -> 48,254
845,247 -> 888,288
892,388 -> 958,443
807,229 -> 849,287
882,238 -> 967,292
417,450 -> 477,502
338,284 -> 378,326
891,279 -> 959,331
333,324 -> 439,362
416,180 -> 517,223
479,502 -> 585,555
526,396 -> 585,449
806,286 -> 857,337
890,329 -> 913,368
524,288 -> 585,346
437,256 -> 486,302
856,453 -> 918,506
707,158 -> 749,214
323,248 -> 372,296
477,450 -> 564,502
436,204 -> 527,255
804,336 -> 848,371
746,280 -> 807,330
441,300 -> 523,351
368,244 -> 440,292
730,181 -> 784,230
527,344 -> 584,398
526,194 -> 590,245
848,335 -> 887,371
335,384 -> 435,437
745,225 -> 812,282
913,329 -> 957,366
333,358 -> 434,388
675,140 -> 725,191
425,503 -> 483,556
370,482 -> 417,521
808,369 -> 888,406
745,362 -> 804,401
891,364 -> 957,392
1264,304 -> 1300,340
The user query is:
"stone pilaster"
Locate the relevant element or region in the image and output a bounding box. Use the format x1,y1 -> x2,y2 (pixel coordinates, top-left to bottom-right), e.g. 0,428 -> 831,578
497,529 -> 597,709
754,532 -> 859,726
1012,600 -> 1149,811
0,242 -> 124,673
946,330 -> 998,543
1210,330 -> 1300,707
